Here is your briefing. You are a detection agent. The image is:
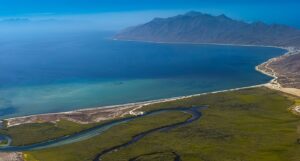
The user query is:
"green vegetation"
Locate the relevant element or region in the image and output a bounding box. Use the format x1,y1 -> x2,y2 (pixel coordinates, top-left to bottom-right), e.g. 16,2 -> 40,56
24,111 -> 190,161
0,119 -> 102,146
295,99 -> 300,106
2,87 -> 300,161
0,139 -> 8,146
102,88 -> 300,161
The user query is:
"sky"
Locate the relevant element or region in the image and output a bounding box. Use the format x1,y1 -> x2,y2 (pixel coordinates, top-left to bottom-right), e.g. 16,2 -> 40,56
0,0 -> 299,32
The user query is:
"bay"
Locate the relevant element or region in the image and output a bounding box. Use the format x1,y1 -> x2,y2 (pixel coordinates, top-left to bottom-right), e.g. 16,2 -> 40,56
0,31 -> 285,119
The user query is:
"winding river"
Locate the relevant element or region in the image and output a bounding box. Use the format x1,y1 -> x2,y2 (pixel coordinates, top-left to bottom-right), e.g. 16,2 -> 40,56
0,106 -> 203,154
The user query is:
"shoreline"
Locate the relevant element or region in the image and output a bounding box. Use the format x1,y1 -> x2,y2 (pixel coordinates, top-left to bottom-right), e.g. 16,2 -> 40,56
2,42 -> 298,127
255,47 -> 300,98
4,84 -> 265,127
112,38 -> 289,50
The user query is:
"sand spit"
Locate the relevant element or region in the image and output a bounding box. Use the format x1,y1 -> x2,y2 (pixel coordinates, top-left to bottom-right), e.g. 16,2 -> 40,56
3,84 -> 264,127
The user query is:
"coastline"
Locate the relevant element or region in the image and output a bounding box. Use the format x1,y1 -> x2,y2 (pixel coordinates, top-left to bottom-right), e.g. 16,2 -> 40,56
2,42 -> 299,127
255,47 -> 300,98
112,38 -> 288,50
4,84 -> 265,127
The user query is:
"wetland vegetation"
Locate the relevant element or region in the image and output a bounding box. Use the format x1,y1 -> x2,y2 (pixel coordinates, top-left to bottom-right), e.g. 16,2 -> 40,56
1,87 -> 299,161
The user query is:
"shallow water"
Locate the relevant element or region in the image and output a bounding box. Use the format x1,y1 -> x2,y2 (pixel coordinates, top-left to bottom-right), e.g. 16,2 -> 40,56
0,31 -> 285,119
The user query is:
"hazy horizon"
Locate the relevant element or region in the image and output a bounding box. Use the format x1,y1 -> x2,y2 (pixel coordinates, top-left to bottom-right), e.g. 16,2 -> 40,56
0,0 -> 299,35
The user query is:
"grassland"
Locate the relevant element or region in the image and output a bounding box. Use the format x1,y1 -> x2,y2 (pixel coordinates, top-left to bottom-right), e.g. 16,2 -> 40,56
24,111 -> 191,161
295,99 -> 300,106
102,88 -> 300,161
1,87 -> 300,161
0,120 -> 102,146
0,140 -> 8,146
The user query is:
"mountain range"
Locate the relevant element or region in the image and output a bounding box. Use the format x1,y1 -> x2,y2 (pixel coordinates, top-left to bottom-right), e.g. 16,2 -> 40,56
115,11 -> 300,47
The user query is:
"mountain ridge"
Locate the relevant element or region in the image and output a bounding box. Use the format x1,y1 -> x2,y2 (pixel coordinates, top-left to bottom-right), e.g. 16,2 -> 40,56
115,11 -> 300,47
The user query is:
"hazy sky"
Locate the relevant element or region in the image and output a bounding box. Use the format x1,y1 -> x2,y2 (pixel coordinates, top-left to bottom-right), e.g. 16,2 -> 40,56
0,0 -> 299,32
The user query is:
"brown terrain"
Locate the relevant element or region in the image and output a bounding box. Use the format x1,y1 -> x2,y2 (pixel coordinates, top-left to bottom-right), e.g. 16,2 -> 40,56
4,103 -> 145,127
257,47 -> 300,97
0,152 -> 23,161
267,52 -> 300,89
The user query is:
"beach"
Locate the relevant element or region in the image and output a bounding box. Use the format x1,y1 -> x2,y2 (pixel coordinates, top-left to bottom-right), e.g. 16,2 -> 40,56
3,84 -> 265,127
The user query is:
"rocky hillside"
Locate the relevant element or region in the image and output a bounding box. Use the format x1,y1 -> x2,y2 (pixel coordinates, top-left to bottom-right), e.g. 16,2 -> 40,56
269,52 -> 300,88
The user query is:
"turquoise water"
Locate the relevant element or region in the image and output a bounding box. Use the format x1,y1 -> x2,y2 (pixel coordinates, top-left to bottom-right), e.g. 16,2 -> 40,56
0,31 -> 285,119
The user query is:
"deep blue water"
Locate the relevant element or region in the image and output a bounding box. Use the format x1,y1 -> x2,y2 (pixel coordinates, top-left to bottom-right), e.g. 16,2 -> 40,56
0,31 -> 285,119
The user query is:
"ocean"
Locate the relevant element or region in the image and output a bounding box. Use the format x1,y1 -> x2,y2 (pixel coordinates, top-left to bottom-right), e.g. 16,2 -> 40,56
0,31 -> 285,119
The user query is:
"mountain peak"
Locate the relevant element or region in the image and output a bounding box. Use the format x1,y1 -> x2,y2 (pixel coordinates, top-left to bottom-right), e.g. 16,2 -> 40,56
184,11 -> 204,17
218,14 -> 230,19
